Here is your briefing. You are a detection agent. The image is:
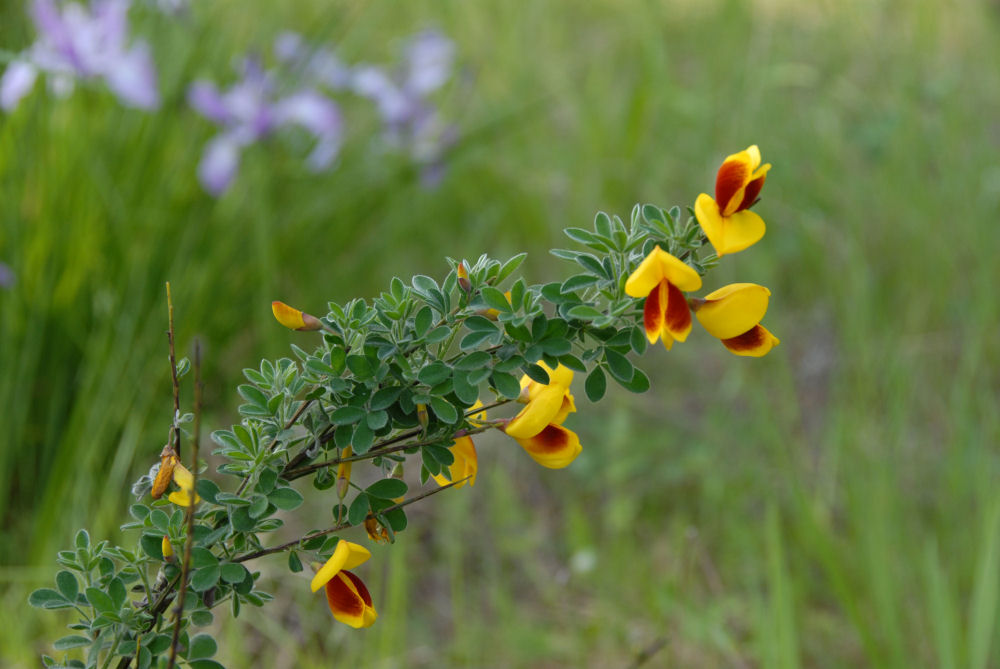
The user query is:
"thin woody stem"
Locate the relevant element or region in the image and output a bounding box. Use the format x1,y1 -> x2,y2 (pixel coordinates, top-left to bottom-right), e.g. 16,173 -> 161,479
166,282 -> 181,458
234,477 -> 470,563
166,341 -> 202,669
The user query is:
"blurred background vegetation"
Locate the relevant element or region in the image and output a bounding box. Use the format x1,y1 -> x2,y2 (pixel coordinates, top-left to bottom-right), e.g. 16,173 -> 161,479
2,0 -> 1000,666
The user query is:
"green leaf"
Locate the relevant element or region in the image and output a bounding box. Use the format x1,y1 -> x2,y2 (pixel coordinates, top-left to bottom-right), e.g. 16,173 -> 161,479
411,274 -> 439,297
567,305 -> 605,320
574,253 -> 608,277
429,396 -> 459,424
558,353 -> 587,373
221,563 -> 249,585
491,371 -> 521,399
108,578 -> 126,609
523,363 -> 550,385
367,479 -> 408,500
85,587 -> 115,614
460,330 -> 495,350
384,507 -> 408,532
464,316 -> 499,332
348,494 -> 371,526
249,494 -> 269,519
237,384 -> 268,408
497,252 -> 527,283
53,636 -> 92,651
28,588 -> 68,609
75,530 -> 90,549
190,547 -> 218,569
269,487 -> 304,511
352,421 -> 375,453
188,634 -> 218,660
480,286 -> 512,312
370,386 -> 402,411
541,338 -> 572,357
188,661 -> 227,669
230,507 -> 255,533
191,610 -> 214,627
288,551 -> 303,573
452,372 -> 480,405
418,361 -> 452,386
617,367 -> 650,393
331,406 -> 366,425
366,410 -> 389,430
139,534 -> 164,561
345,355 -> 373,379
426,325 -> 451,343
562,274 -> 599,292
55,571 -> 78,603
585,367 -> 607,402
604,349 -> 634,383
191,566 -> 221,592
454,351 -> 491,371
414,306 -> 434,337
196,478 -> 221,504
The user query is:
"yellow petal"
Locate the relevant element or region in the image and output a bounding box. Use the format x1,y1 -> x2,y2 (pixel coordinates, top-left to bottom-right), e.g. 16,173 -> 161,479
310,540 -> 372,592
161,536 -> 174,560
695,283 -> 770,340
718,209 -> 766,255
167,489 -> 200,507
465,399 -> 487,425
721,324 -> 780,357
515,424 -> 583,469
271,301 -> 307,330
694,193 -> 726,257
504,385 -> 565,439
552,391 -> 576,425
625,245 -> 702,298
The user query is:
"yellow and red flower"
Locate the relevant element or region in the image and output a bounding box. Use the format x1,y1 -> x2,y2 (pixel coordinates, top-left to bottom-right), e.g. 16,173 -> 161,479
624,245 -> 702,349
311,540 -> 377,629
694,145 -> 770,257
690,283 -> 780,357
271,301 -> 323,331
503,362 -> 582,469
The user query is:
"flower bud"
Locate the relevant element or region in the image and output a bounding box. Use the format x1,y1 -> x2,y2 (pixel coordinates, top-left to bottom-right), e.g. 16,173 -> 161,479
271,301 -> 324,331
416,403 -> 429,431
336,447 -> 353,500
457,261 -> 472,293
161,536 -> 174,561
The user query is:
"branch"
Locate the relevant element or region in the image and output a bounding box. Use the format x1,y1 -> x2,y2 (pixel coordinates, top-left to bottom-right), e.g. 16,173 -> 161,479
166,282 -> 181,459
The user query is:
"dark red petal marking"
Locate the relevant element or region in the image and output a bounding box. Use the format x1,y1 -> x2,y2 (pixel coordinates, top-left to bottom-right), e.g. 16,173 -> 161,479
735,174 -> 766,213
531,425 -> 570,454
715,159 -> 750,212
326,572 -> 364,617
722,325 -> 766,352
342,570 -> 373,607
643,282 -> 665,340
664,281 -> 692,335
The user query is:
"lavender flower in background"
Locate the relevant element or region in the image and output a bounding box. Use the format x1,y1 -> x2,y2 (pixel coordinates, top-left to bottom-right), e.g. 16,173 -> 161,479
0,262 -> 14,290
188,58 -> 342,195
273,31 -> 352,91
0,0 -> 159,111
350,30 -> 457,185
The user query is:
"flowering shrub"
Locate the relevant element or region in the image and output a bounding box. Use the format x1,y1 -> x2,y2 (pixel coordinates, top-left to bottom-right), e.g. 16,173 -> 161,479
31,146 -> 779,668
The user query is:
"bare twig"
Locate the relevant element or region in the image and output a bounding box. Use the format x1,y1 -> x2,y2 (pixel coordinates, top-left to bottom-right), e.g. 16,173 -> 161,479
166,282 -> 182,459
166,341 -> 202,669
625,637 -> 668,669
234,476 -> 470,563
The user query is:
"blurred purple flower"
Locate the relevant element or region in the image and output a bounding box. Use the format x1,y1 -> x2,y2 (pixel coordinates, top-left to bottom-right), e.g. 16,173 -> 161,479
349,30 -> 457,184
0,262 -> 14,289
0,0 -> 159,111
188,59 -> 342,195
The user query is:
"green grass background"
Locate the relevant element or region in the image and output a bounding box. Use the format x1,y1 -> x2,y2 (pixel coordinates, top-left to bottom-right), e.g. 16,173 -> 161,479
2,0 -> 1000,665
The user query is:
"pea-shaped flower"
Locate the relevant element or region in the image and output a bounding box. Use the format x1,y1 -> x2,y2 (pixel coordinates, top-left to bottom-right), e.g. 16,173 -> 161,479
690,283 -> 780,357
694,145 -> 771,257
504,362 -> 582,469
271,301 -> 324,331
311,540 -> 377,629
624,245 -> 702,349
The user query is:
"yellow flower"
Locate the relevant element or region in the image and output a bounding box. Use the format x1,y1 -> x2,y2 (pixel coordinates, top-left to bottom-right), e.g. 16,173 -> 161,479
691,283 -> 780,357
271,301 -> 323,331
513,423 -> 582,469
433,400 -> 485,488
150,450 -> 176,500
457,261 -> 472,292
336,447 -> 353,500
694,145 -> 770,257
311,540 -> 377,629
505,363 -> 574,439
624,245 -> 702,349
504,364 -> 583,468
161,536 -> 174,561
167,461 -> 201,507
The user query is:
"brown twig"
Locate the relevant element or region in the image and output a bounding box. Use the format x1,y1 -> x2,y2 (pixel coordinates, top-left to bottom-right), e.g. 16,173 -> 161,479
166,282 -> 182,459
234,476 -> 469,563
166,341 -> 202,669
625,637 -> 668,669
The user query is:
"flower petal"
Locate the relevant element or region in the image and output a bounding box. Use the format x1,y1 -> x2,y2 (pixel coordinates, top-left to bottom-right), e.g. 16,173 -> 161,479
504,385 -> 565,439
696,283 -> 770,340
1,61 -> 38,111
664,280 -> 693,342
271,301 -> 306,330
734,165 -> 770,213
718,209 -> 766,255
197,134 -> 242,196
643,280 -> 667,344
515,424 -> 582,469
721,324 -> 780,357
694,193 -> 726,256
626,245 -> 701,298
104,42 -> 160,109
325,571 -> 377,628
310,540 -> 371,592
552,391 -> 576,425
